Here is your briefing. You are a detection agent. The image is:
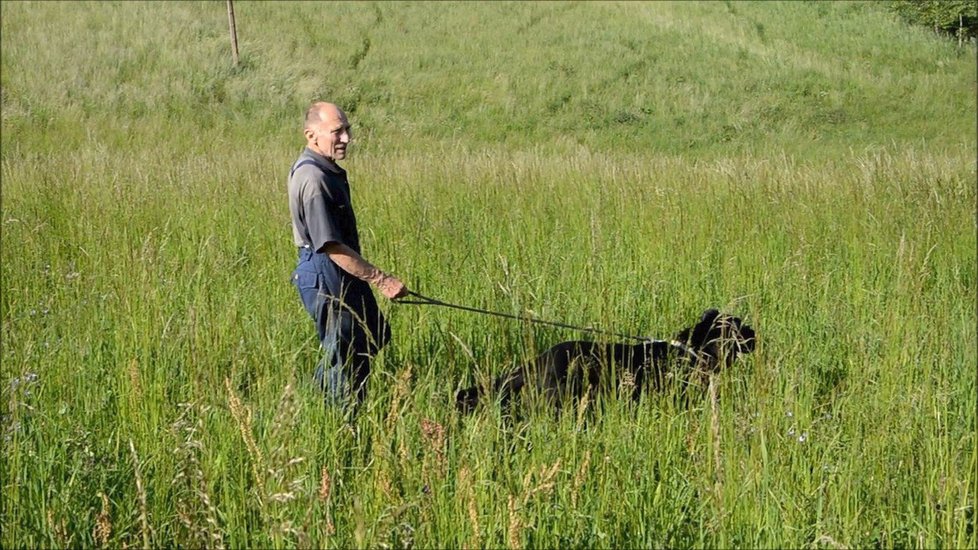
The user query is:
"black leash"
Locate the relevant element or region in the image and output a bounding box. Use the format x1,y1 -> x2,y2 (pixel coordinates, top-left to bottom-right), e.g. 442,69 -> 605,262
396,290 -> 650,342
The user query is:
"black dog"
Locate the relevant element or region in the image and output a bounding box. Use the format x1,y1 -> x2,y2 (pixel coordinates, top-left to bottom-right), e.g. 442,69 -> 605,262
455,308 -> 756,414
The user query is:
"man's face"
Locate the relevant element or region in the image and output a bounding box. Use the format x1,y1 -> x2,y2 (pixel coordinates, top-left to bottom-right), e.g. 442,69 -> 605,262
307,108 -> 352,161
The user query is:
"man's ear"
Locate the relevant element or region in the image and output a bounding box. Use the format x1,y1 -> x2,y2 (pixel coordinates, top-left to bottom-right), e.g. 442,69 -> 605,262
303,128 -> 316,142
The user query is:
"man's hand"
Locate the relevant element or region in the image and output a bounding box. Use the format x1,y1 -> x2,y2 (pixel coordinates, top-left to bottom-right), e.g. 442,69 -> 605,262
376,273 -> 408,300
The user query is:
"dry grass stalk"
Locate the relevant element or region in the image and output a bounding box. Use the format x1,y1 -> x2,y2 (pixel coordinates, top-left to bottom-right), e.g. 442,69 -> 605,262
420,418 -> 447,475
619,369 -> 636,395
224,377 -> 265,497
319,466 -> 335,535
93,492 -> 112,547
325,517 -> 336,537
266,382 -> 305,501
506,459 -> 562,549
685,422 -> 699,461
813,534 -> 848,549
303,465 -> 335,542
521,459 -> 561,504
708,376 -> 725,534
385,365 -> 413,430
127,357 -> 142,409
575,392 -> 590,431
375,466 -> 395,500
269,381 -> 297,442
458,467 -> 481,548
709,376 -> 723,481
507,494 -> 522,550
318,465 -> 331,502
171,403 -> 225,549
263,381 -> 310,545
129,439 -> 154,549
353,497 -> 367,548
47,509 -> 70,547
571,451 -> 591,507
398,439 -> 411,472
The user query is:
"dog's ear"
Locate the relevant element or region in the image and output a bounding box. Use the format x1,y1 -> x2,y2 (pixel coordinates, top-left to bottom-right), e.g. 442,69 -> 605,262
700,308 -> 721,324
736,320 -> 757,353
687,308 -> 721,347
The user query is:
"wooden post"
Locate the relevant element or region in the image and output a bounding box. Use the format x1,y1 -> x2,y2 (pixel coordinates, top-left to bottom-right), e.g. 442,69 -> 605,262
227,0 -> 239,66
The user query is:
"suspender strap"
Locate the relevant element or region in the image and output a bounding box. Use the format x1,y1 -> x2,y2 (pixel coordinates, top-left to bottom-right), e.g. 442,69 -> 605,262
290,159 -> 326,179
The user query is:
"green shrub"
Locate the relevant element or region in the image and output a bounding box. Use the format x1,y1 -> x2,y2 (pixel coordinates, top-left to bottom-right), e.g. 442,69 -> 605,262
891,0 -> 977,40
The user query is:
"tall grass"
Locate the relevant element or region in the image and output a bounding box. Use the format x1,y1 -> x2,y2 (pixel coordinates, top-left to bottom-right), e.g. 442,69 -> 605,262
2,1 -> 975,548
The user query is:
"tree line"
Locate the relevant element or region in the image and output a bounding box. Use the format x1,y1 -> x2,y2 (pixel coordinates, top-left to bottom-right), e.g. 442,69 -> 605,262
891,0 -> 977,43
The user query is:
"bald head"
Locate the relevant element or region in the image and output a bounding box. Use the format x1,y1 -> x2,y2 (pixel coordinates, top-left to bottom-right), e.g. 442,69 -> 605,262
303,101 -> 352,161
304,101 -> 344,130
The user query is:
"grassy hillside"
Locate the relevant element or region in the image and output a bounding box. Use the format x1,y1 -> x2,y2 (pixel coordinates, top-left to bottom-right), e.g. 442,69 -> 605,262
1,1 -> 974,157
1,1 -> 975,548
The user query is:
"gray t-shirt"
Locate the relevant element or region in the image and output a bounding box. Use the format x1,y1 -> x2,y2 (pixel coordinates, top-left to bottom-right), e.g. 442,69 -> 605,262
287,148 -> 361,253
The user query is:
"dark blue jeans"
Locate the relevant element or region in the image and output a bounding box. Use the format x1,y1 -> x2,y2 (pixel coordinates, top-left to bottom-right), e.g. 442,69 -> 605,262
292,247 -> 390,408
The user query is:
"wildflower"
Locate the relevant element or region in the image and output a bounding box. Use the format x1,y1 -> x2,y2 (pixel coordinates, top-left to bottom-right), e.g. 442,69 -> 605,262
788,427 -> 796,437
798,432 -> 808,443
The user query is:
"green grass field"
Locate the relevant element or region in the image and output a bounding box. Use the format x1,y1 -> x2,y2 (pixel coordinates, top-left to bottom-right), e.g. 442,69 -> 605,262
2,1 -> 975,548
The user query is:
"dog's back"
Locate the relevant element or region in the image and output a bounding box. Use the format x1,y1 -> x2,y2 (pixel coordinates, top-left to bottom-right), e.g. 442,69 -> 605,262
455,308 -> 755,414
456,340 -> 672,413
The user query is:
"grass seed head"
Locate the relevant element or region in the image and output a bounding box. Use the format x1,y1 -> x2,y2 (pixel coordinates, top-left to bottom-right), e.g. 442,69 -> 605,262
507,494 -> 522,550
318,466 -> 331,502
93,492 -> 111,547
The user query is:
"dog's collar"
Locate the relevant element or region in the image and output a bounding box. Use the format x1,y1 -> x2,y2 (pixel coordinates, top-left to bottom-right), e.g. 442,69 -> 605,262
667,339 -> 702,362
646,338 -> 703,362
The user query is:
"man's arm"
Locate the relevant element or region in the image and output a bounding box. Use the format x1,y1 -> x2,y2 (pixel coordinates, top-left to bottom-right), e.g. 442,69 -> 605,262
321,242 -> 408,299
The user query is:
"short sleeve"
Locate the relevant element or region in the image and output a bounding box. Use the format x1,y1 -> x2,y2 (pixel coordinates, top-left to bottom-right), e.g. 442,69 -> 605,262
295,168 -> 345,252
303,192 -> 344,252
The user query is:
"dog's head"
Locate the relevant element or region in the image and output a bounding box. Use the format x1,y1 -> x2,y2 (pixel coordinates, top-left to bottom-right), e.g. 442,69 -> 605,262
673,308 -> 755,371
455,386 -> 480,415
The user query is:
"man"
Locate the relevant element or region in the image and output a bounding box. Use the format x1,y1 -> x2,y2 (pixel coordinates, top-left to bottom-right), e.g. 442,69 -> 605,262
288,101 -> 408,409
